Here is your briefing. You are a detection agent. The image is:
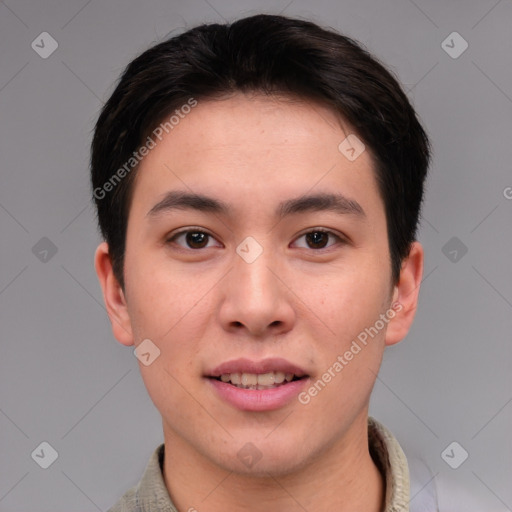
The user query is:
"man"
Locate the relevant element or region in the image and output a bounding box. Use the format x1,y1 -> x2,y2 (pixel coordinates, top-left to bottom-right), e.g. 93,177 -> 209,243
92,14 -> 431,511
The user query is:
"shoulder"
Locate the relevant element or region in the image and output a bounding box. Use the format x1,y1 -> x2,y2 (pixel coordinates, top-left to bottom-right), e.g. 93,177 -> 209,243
107,444 -> 177,512
106,486 -> 139,512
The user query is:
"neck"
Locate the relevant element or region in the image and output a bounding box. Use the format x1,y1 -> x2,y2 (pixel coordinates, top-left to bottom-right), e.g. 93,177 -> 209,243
162,416 -> 385,512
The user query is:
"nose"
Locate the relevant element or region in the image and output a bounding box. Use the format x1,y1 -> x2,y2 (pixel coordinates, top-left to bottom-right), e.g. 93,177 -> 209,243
217,248 -> 296,338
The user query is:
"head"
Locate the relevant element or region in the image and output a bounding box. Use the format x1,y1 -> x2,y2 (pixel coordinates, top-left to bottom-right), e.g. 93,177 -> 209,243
92,14 -> 429,476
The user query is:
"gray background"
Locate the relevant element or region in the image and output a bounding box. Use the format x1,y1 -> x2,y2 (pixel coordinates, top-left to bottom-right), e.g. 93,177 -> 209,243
1,0 -> 511,510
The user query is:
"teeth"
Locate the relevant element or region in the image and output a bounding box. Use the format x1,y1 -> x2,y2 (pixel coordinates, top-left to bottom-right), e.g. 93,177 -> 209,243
218,371 -> 296,389
272,372 -> 286,384
257,371 -> 286,386
241,373 -> 257,386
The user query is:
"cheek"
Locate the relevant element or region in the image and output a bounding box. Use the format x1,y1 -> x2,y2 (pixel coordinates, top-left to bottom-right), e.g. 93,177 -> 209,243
312,264 -> 391,341
306,267 -> 390,407
125,248 -> 207,339
307,289 -> 388,415
125,254 -> 218,396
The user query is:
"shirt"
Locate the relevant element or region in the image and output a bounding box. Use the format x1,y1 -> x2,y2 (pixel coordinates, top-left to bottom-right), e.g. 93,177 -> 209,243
107,417 -> 430,512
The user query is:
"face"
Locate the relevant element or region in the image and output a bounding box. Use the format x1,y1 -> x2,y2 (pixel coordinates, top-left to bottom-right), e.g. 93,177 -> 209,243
96,93 -> 422,477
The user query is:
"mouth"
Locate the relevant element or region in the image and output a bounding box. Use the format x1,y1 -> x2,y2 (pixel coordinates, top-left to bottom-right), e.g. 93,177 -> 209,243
205,357 -> 310,404
211,371 -> 306,390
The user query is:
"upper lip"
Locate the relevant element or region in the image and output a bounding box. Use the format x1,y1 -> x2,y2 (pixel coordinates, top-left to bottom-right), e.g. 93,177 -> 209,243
207,358 -> 308,378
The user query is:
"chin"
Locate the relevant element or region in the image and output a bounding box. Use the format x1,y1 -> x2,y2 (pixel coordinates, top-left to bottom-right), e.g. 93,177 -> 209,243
210,436 -> 318,478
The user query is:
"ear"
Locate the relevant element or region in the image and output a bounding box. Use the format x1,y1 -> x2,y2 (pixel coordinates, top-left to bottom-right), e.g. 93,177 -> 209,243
94,242 -> 134,346
385,241 -> 424,346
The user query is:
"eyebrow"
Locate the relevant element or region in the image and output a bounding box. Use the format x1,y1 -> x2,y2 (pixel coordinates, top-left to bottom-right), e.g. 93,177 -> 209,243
146,190 -> 366,220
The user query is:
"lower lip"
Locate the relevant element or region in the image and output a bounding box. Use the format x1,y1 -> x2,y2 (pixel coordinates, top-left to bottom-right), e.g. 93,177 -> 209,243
207,378 -> 309,411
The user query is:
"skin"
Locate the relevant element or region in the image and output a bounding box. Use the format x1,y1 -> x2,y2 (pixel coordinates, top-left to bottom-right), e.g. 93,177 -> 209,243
95,93 -> 423,512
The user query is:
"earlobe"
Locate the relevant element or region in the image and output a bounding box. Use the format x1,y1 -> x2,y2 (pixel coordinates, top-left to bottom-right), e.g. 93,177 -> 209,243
385,241 -> 424,346
94,242 -> 134,346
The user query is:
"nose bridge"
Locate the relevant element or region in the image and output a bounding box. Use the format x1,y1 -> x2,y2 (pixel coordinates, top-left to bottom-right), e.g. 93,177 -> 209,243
232,243 -> 278,302
217,241 -> 295,335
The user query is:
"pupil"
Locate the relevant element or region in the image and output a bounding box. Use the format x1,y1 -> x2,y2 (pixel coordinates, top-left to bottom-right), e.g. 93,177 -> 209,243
187,232 -> 207,248
306,231 -> 328,249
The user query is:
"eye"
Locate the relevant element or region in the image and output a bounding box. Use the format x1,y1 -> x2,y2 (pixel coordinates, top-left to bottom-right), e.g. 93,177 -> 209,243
292,229 -> 344,250
166,229 -> 221,250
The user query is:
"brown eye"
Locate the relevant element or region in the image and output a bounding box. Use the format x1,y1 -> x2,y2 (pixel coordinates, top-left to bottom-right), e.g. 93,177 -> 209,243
167,229 -> 221,250
305,231 -> 330,249
292,229 -> 343,250
185,231 -> 209,248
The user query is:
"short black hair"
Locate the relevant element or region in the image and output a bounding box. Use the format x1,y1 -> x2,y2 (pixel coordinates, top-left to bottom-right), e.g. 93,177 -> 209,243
91,13 -> 431,290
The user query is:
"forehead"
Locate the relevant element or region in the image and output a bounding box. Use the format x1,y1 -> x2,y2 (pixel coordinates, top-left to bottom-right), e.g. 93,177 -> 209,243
130,93 -> 384,223
154,93 -> 352,160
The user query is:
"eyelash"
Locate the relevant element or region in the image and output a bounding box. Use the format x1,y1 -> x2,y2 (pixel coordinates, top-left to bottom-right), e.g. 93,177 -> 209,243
166,227 -> 346,251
